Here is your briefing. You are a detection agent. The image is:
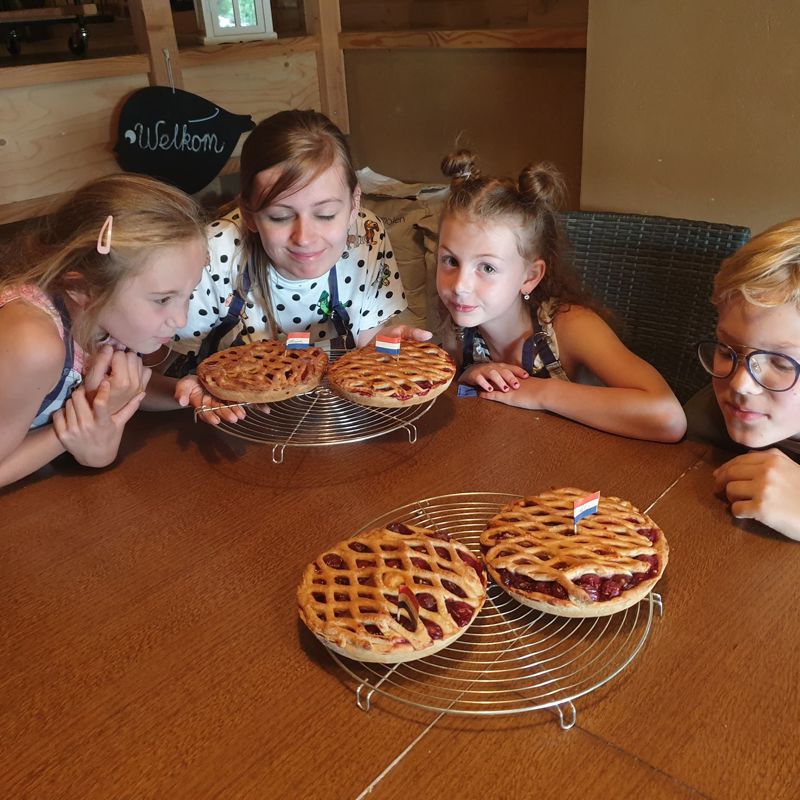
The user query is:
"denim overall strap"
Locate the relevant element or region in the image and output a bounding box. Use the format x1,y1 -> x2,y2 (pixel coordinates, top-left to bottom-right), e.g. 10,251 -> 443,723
37,295 -> 77,415
460,327 -> 476,372
523,313 -> 567,380
327,265 -> 356,350
193,267 -> 252,368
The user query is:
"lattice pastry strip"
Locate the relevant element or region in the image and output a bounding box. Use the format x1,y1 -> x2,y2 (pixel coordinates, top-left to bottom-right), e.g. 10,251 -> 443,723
297,523 -> 487,663
197,339 -> 328,403
481,488 -> 669,618
327,341 -> 456,408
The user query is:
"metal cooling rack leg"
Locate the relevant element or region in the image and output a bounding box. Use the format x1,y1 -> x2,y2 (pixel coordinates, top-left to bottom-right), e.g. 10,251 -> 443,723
554,700 -> 577,731
354,664 -> 401,713
271,444 -> 285,464
405,423 -> 418,443
651,592 -> 664,617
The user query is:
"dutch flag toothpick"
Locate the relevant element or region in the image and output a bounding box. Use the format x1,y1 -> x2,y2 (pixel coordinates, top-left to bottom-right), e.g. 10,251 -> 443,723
573,491 -> 601,533
375,335 -> 401,356
286,331 -> 311,349
396,584 -> 420,630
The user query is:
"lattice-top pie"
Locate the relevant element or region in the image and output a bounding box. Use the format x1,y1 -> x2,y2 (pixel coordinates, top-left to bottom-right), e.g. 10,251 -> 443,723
480,488 -> 668,617
327,341 -> 456,408
197,339 -> 327,403
297,522 -> 487,663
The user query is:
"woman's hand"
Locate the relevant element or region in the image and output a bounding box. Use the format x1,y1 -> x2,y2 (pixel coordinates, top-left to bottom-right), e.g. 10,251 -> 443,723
174,374 -> 247,426
52,381 -> 143,468
83,345 -> 152,414
461,362 -> 529,393
357,323 -> 433,348
713,449 -> 800,541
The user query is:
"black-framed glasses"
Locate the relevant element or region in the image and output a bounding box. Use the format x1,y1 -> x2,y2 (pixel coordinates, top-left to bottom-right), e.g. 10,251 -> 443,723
696,339 -> 800,392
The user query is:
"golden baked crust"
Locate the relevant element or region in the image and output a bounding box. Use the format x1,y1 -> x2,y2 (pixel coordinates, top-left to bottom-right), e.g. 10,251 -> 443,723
297,523 -> 487,663
197,339 -> 327,403
327,341 -> 456,408
480,487 -> 668,618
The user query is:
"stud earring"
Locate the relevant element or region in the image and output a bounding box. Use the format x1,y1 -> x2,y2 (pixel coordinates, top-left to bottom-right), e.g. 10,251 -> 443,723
523,292 -> 531,301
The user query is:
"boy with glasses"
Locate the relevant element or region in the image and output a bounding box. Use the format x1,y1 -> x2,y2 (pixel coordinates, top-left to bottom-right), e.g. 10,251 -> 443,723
686,219 -> 800,541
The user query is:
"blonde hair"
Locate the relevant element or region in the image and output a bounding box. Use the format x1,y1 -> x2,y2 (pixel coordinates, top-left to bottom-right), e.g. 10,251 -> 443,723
0,173 -> 206,351
236,110 -> 358,336
439,150 -> 595,317
713,218 -> 800,309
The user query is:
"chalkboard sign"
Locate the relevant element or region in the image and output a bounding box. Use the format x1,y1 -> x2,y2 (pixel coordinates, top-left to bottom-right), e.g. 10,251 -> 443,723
115,86 -> 255,194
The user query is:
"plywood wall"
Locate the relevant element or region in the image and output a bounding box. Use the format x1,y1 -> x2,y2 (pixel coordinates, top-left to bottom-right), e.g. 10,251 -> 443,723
345,48 -> 586,208
581,0 -> 800,234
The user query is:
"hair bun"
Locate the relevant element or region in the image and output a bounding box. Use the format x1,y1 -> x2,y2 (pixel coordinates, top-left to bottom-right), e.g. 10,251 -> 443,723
441,149 -> 480,182
519,162 -> 566,210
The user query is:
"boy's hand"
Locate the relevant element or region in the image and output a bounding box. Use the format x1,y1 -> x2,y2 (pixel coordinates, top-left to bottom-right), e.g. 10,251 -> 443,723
461,362 -> 529,394
713,449 -> 800,541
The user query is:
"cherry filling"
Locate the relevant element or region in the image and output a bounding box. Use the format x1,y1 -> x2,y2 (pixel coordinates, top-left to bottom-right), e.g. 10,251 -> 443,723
442,579 -> 466,598
446,599 -> 475,627
323,554 -> 346,570
422,619 -> 443,640
348,541 -> 372,553
386,522 -> 414,535
501,554 -> 660,603
457,550 -> 485,580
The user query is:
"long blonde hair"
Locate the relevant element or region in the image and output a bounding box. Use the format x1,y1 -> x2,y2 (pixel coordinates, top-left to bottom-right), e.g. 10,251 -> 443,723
236,109 -> 358,336
713,218 -> 800,308
0,173 -> 206,351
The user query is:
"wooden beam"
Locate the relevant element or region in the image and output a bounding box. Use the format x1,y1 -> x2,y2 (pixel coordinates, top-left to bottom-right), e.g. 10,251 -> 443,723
0,54 -> 150,90
127,0 -> 184,89
0,4 -> 97,24
179,36 -> 316,68
339,26 -> 587,50
303,0 -> 349,133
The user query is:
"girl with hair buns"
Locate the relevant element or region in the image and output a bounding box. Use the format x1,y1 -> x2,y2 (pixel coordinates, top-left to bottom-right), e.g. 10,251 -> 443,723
0,173 -> 207,488
167,109 -> 429,425
436,150 -> 686,442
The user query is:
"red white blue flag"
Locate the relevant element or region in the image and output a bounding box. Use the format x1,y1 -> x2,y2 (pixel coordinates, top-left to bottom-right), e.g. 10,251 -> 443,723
396,584 -> 420,630
375,335 -> 401,356
286,331 -> 311,349
573,491 -> 601,526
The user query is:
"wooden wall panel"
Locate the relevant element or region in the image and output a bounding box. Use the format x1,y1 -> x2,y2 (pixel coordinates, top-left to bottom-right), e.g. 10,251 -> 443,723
0,73 -> 148,210
182,50 -> 321,157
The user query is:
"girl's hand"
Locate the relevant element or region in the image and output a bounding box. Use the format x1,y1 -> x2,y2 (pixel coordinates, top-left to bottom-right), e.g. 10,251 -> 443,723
479,375 -> 548,409
84,345 -> 152,414
174,374 -> 248,426
462,362 -> 529,393
52,381 -> 143,468
713,449 -> 800,541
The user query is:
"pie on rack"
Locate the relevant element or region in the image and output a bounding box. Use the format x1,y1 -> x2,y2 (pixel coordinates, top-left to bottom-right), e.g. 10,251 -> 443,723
480,488 -> 668,618
327,341 -> 456,408
297,522 -> 487,663
197,339 -> 327,403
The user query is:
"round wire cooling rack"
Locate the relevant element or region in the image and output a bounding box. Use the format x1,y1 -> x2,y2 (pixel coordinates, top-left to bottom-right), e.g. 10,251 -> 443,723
325,492 -> 664,728
198,350 -> 436,463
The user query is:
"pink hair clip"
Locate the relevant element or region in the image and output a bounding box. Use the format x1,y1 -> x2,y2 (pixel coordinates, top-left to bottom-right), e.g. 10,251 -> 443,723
97,215 -> 113,255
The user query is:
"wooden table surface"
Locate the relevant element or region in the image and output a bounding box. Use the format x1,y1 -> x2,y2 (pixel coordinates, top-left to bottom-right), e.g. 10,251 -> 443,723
1,389 -> 797,799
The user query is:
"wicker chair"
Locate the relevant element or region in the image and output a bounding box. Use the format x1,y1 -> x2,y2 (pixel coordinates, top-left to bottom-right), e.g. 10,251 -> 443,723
560,211 -> 751,404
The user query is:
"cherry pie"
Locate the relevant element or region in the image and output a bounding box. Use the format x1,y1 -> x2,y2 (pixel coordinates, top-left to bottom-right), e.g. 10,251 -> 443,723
297,522 -> 487,663
327,341 -> 456,408
480,488 -> 668,617
197,339 -> 327,403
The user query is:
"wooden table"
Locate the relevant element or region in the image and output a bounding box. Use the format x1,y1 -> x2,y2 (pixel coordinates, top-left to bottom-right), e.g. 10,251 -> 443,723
1,390 -> 797,799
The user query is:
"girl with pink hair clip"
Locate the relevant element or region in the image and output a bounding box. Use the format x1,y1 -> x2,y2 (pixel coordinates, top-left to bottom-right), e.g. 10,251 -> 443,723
0,173 -> 207,488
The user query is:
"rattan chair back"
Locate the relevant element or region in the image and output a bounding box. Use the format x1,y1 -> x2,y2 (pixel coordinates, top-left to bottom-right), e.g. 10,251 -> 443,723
561,211 -> 750,404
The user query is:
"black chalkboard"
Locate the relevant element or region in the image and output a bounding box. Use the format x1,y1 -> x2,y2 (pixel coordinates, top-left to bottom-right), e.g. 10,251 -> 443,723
115,86 -> 255,194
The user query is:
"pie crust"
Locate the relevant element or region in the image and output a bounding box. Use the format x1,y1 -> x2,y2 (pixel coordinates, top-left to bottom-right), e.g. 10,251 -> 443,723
297,522 -> 487,663
327,341 -> 456,408
480,488 -> 668,618
197,339 -> 327,403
